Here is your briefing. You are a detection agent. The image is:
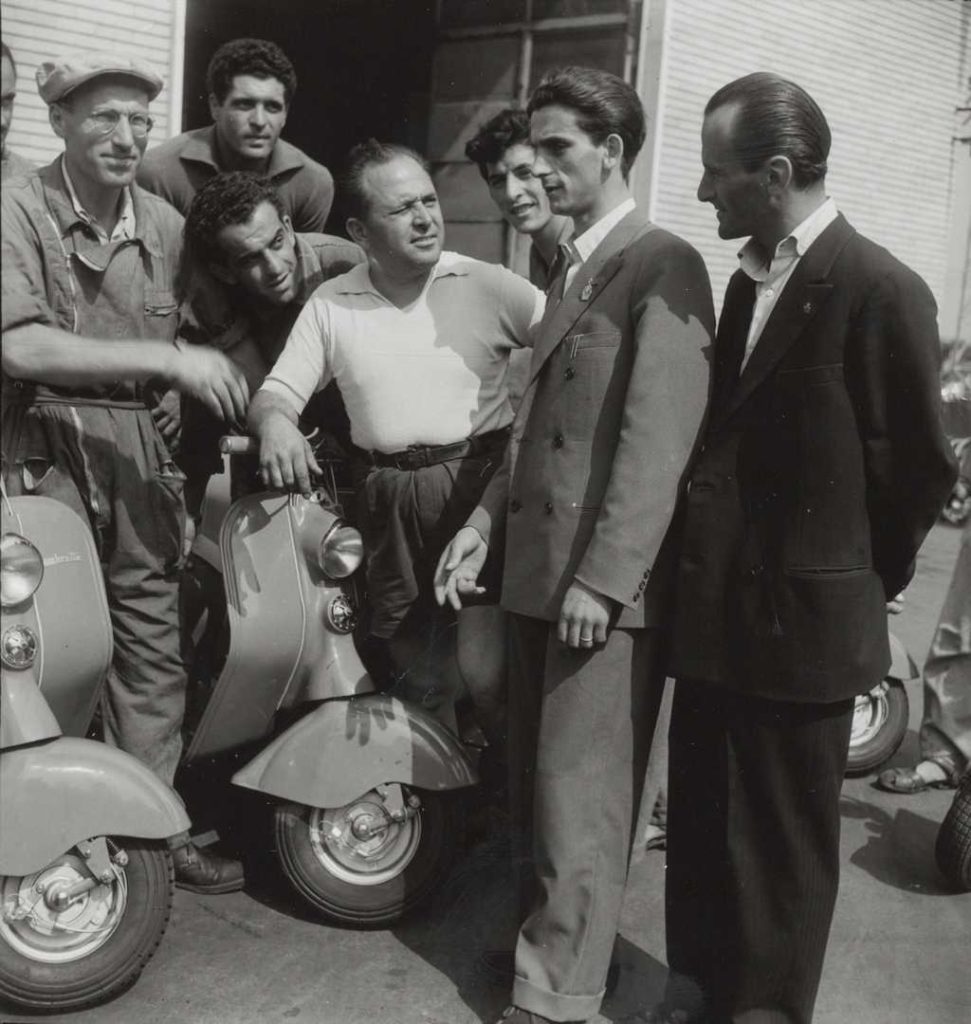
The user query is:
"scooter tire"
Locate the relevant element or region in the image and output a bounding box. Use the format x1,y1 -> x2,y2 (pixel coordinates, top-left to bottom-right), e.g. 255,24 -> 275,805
845,678 -> 909,777
274,787 -> 459,927
935,770 -> 971,892
0,839 -> 173,1013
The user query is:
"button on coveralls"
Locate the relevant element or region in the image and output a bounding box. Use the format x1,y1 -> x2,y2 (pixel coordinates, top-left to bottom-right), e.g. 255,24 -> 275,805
1,159 -> 188,784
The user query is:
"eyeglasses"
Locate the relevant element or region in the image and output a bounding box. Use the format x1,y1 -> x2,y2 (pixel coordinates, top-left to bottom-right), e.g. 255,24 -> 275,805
86,110 -> 154,138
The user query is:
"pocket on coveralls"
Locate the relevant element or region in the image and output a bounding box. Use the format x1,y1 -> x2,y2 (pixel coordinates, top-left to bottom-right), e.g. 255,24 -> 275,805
154,460 -> 188,573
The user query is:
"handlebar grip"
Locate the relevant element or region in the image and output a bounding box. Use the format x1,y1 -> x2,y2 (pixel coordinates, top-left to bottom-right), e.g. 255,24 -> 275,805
219,435 -> 258,455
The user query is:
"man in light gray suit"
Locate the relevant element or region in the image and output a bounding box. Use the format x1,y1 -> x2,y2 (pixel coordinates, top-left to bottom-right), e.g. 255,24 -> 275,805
436,66 -> 714,1024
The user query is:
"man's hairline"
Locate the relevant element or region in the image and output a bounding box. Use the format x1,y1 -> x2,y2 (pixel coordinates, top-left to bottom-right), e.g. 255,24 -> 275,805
212,198 -> 288,265
211,71 -> 288,107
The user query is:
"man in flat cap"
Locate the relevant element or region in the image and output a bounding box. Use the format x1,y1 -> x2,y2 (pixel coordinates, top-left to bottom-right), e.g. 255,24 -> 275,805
1,53 -> 249,893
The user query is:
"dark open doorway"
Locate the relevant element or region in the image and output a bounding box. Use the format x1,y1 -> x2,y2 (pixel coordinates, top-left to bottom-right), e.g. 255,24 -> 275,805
182,0 -> 438,232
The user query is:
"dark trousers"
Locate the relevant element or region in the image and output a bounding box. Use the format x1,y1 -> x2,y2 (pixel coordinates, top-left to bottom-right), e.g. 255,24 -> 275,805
665,678 -> 854,1024
508,614 -> 666,1022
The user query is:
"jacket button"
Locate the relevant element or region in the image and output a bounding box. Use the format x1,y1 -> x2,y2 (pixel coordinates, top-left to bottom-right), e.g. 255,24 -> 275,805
565,366 -> 575,380
553,433 -> 564,448
544,501 -> 553,514
510,499 -> 522,513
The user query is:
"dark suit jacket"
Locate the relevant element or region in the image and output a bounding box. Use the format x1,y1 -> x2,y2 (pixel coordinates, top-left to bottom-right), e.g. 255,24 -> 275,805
671,213 -> 956,701
469,209 -> 714,628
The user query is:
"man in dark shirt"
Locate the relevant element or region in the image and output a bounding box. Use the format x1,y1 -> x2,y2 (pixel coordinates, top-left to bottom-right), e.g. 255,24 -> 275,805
138,38 -> 333,232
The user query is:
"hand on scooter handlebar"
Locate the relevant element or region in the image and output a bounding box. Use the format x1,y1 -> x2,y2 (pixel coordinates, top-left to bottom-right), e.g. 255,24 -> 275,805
254,413 -> 323,497
886,591 -> 906,616
434,525 -> 488,611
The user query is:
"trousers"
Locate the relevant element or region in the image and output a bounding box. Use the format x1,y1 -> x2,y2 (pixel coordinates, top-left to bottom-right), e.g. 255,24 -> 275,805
665,679 -> 854,1024
507,614 -> 666,1022
2,401 -> 187,785
919,521 -> 971,776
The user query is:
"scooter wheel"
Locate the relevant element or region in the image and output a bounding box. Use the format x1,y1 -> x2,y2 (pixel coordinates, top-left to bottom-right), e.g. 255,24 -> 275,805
845,678 -> 909,777
0,838 -> 173,1012
936,770 -> 971,892
274,786 -> 459,927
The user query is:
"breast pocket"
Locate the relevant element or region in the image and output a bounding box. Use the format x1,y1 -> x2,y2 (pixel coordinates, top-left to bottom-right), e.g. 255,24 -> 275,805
144,288 -> 179,342
561,331 -> 622,437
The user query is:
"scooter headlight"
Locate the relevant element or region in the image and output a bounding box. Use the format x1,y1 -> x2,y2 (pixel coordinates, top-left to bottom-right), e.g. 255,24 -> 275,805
318,525 -> 363,579
1,533 -> 44,608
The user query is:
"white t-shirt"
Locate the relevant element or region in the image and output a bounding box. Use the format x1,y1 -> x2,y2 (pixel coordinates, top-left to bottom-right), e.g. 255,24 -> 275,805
260,251 -> 544,453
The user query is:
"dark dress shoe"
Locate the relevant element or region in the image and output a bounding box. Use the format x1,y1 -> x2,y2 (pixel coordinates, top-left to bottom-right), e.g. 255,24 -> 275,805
479,949 -> 620,995
172,842 -> 244,894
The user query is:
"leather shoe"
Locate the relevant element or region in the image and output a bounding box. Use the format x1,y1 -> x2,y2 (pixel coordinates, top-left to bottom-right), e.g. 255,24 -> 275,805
492,1007 -> 583,1024
479,949 -> 620,996
172,842 -> 244,894
876,762 -> 958,794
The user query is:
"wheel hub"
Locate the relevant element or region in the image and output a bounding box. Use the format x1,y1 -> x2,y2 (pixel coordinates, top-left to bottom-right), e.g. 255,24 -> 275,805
307,789 -> 423,886
0,846 -> 127,963
851,684 -> 889,745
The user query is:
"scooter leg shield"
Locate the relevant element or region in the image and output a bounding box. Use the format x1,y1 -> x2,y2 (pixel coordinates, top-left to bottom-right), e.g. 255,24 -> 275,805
0,738 -> 191,875
231,694 -> 478,807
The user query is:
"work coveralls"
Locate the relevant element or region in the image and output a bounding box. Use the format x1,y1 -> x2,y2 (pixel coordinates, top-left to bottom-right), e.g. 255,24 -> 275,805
1,158 -> 188,784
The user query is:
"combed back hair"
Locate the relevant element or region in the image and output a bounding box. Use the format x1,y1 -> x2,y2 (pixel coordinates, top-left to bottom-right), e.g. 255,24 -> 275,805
465,108 -> 530,178
705,72 -> 830,188
341,139 -> 430,220
184,171 -> 287,267
206,38 -> 297,106
527,66 -> 646,179
1,41 -> 15,75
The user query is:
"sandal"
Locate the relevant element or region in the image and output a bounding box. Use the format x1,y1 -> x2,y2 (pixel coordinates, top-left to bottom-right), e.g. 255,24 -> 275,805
877,761 -> 959,794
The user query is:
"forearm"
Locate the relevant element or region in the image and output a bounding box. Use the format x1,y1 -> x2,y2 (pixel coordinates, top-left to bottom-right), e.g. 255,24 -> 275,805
247,389 -> 301,436
2,323 -> 180,386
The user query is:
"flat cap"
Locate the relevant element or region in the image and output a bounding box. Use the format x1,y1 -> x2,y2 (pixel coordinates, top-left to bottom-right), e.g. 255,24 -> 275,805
36,53 -> 164,104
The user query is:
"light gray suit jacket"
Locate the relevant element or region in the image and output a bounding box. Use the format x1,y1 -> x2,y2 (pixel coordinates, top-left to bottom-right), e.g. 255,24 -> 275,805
469,209 -> 714,628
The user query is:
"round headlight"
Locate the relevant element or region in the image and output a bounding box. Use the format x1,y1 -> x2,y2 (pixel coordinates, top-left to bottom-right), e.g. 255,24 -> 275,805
318,525 -> 363,579
1,533 -> 44,608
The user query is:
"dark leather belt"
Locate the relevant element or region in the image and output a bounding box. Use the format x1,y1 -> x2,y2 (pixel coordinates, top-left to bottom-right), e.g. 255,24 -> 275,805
366,426 -> 510,471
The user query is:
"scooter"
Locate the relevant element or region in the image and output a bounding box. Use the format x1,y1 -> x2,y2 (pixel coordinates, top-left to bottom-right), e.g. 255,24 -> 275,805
0,488 -> 191,1013
179,435 -> 478,926
845,629 -> 918,777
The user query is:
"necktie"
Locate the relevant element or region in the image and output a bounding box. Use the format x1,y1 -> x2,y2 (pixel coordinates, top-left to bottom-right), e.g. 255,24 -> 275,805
546,240 -> 577,303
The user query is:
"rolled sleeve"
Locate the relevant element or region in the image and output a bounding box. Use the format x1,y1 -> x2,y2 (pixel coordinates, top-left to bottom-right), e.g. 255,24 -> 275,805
259,292 -> 334,413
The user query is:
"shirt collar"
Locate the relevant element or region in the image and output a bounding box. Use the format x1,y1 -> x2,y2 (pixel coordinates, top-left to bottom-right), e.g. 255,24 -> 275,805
571,197 -> 636,265
61,156 -> 136,240
181,125 -> 306,177
738,197 -> 838,283
334,253 -> 470,297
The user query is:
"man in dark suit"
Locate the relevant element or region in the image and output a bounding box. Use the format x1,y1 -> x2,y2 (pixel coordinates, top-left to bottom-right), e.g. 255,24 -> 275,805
436,66 -> 714,1024
660,73 -> 956,1024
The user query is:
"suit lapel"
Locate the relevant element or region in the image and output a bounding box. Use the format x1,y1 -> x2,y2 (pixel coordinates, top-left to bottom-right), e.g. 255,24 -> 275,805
717,214 -> 856,426
529,210 -> 652,383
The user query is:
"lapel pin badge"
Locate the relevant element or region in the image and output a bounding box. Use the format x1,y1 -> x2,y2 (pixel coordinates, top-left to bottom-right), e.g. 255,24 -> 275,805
580,282 -> 595,302
802,301 -> 814,314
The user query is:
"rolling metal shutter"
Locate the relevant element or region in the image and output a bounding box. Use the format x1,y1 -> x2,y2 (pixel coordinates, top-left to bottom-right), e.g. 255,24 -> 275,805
651,0 -> 964,312
1,0 -> 183,167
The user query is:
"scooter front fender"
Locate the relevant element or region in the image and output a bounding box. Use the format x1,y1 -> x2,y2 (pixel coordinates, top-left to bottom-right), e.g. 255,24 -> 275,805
231,695 -> 478,808
0,738 -> 191,876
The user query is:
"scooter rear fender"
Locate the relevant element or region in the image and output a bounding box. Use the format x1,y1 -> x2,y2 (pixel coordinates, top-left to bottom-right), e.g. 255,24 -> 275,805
0,738 -> 191,876
888,631 -> 918,681
231,694 -> 478,808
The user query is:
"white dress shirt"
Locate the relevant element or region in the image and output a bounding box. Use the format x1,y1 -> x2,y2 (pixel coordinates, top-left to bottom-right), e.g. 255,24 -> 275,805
564,196 -> 636,293
737,197 -> 838,371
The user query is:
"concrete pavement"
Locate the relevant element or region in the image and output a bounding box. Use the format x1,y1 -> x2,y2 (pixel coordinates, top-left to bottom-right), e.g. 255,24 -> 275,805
3,524 -> 968,1024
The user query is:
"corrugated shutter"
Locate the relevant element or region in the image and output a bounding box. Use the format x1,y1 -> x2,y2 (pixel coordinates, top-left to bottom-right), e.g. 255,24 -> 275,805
651,0 -> 963,310
1,0 -> 180,167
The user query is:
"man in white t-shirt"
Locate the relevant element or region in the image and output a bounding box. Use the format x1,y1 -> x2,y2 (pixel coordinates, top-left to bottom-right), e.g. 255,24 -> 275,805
248,139 -> 543,737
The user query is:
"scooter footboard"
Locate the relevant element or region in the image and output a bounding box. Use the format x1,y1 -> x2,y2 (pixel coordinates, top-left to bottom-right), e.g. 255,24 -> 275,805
0,738 -> 191,875
231,695 -> 478,808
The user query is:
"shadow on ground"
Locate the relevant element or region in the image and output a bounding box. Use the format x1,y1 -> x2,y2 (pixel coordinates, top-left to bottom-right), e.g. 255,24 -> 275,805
841,794 -> 953,895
